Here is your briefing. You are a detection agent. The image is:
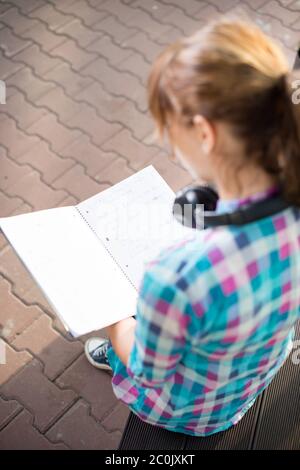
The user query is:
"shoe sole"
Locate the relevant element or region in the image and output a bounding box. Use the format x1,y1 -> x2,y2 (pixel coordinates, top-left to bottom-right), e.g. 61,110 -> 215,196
84,340 -> 112,372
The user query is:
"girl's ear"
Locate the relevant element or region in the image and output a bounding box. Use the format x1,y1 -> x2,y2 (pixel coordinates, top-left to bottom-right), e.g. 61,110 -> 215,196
192,114 -> 215,155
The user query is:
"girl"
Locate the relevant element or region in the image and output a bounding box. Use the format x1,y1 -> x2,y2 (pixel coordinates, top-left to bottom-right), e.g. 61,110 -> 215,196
85,18 -> 300,437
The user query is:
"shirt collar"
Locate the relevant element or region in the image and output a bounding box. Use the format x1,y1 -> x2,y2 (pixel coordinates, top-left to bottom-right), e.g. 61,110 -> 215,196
215,184 -> 282,215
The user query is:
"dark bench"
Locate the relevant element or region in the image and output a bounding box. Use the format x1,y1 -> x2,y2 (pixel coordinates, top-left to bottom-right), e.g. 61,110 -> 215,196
119,322 -> 299,450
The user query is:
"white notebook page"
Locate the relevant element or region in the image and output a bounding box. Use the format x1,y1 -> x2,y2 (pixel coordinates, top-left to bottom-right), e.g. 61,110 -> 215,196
0,206 -> 138,337
77,165 -> 194,290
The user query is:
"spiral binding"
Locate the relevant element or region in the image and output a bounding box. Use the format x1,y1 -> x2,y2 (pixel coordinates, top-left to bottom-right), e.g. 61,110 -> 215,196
75,206 -> 138,292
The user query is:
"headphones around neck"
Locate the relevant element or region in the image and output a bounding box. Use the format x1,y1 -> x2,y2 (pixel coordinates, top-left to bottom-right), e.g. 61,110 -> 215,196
173,184 -> 292,230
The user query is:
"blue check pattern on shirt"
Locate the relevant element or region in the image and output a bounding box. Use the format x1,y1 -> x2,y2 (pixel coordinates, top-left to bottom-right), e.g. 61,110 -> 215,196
107,186 -> 300,436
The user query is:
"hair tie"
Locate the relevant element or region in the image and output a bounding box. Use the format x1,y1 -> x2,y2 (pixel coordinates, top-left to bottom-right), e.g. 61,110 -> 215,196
272,73 -> 290,112
278,73 -> 287,89
272,73 -> 286,95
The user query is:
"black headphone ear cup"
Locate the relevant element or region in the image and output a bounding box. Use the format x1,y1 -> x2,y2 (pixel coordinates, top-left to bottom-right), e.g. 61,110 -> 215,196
192,186 -> 219,211
173,185 -> 219,228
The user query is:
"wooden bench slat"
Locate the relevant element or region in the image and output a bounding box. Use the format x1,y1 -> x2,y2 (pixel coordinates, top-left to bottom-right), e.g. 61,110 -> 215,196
252,321 -> 300,450
118,412 -> 186,450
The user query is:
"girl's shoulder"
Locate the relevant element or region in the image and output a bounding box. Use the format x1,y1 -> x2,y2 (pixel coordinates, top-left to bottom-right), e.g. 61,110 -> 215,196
142,215 -> 285,291
144,227 -> 228,287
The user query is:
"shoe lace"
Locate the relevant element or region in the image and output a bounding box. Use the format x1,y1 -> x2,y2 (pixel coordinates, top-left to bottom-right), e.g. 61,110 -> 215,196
92,342 -> 109,358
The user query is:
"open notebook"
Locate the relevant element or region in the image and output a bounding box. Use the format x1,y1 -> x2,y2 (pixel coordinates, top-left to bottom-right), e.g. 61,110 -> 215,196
0,166 -> 194,337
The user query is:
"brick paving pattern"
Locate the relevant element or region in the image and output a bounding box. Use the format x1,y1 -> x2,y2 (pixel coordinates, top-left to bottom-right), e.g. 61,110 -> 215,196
0,0 -> 299,450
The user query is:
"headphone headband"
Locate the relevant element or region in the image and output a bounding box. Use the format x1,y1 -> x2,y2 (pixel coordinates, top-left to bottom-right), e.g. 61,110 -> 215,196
199,195 -> 291,228
173,186 -> 292,229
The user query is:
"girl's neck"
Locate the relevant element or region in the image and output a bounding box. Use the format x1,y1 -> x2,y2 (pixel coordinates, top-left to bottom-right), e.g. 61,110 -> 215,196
213,168 -> 280,202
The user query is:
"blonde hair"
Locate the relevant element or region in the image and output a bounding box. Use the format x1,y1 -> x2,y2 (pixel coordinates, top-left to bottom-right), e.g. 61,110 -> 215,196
147,17 -> 300,206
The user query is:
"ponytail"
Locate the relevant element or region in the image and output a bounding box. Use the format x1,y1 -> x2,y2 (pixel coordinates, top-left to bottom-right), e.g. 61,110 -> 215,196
278,74 -> 300,207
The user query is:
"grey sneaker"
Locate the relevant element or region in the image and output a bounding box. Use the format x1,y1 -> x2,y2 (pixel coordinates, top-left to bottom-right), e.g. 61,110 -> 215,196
84,337 -> 112,371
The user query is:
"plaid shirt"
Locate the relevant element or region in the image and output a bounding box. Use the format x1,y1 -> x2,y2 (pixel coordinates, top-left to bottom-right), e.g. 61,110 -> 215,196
107,185 -> 299,436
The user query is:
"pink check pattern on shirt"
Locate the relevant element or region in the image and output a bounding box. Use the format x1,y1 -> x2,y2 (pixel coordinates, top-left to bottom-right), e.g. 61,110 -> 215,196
107,185 -> 299,436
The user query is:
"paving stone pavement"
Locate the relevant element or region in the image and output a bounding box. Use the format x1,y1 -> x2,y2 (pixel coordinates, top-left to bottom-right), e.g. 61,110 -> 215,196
0,0 -> 299,450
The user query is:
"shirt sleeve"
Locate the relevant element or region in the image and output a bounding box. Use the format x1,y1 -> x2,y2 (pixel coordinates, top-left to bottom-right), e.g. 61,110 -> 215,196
126,267 -> 190,389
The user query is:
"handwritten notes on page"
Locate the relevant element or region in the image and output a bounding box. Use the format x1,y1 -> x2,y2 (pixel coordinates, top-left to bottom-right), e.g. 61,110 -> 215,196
77,165 -> 194,290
